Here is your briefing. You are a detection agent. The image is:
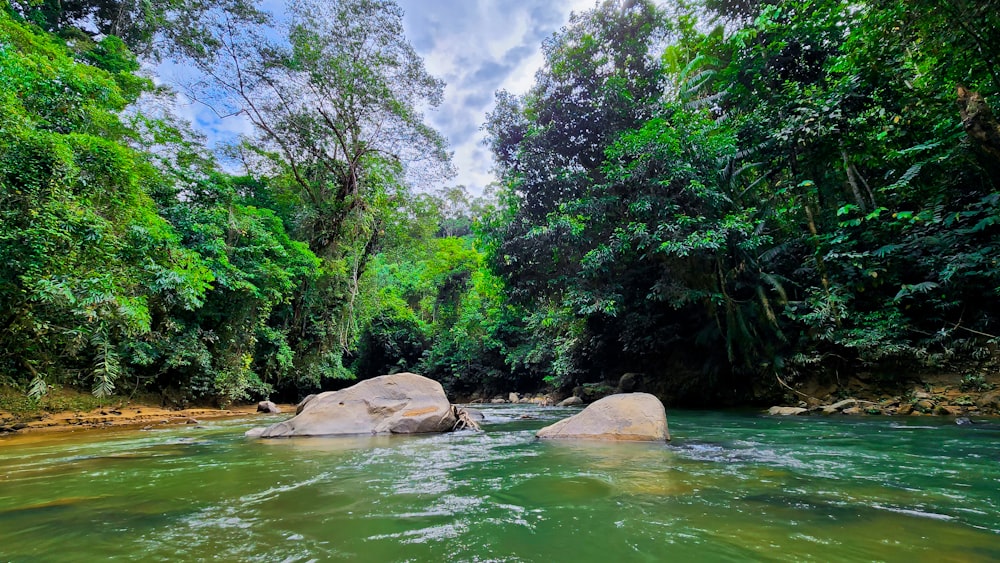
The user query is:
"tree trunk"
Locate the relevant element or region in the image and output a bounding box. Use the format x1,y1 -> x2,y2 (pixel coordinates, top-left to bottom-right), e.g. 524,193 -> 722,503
956,86 -> 1000,163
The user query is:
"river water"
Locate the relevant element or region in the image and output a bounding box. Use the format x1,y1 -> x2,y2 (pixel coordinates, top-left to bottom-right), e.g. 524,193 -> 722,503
1,405 -> 998,562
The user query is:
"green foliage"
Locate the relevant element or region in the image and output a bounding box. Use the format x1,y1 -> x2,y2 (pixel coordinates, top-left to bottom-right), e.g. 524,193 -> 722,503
0,8 -> 335,405
960,374 -> 994,393
5,0 -> 1000,409
478,0 -> 1000,401
0,9 -> 195,399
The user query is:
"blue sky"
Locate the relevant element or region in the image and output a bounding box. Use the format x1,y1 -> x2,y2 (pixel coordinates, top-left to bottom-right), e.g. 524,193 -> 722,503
155,0 -> 597,195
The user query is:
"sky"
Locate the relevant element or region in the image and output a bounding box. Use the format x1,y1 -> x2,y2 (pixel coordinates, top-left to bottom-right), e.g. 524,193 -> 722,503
157,0 -> 597,195
395,0 -> 597,194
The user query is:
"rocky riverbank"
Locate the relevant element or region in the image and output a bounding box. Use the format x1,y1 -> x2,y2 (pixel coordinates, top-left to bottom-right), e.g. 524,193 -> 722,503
767,373 -> 1000,417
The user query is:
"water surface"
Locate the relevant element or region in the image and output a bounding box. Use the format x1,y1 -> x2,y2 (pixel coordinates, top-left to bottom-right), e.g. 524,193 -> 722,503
1,406 -> 998,561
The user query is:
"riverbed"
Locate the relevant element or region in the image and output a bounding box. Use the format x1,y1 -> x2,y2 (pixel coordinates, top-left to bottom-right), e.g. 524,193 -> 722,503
1,405 -> 998,561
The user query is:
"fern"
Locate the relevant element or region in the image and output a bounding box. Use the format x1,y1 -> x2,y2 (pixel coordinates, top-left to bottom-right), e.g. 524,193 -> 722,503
91,339 -> 120,399
27,375 -> 48,400
893,282 -> 940,302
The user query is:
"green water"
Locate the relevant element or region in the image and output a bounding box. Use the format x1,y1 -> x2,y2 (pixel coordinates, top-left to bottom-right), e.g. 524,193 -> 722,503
1,406 -> 998,562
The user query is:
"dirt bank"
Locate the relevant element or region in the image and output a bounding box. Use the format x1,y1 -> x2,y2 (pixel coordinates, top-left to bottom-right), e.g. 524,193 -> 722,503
0,402 -> 294,435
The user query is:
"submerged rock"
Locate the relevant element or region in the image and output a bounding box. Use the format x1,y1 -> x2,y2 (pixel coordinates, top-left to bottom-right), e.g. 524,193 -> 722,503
537,393 -> 669,442
250,373 -> 456,438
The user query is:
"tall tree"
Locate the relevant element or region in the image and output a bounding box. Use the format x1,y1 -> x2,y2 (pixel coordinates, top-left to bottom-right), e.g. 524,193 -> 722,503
187,0 -> 450,257
177,0 -> 452,384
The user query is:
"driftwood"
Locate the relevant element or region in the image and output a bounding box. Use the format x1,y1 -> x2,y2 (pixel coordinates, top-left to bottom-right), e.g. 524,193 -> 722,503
452,406 -> 482,432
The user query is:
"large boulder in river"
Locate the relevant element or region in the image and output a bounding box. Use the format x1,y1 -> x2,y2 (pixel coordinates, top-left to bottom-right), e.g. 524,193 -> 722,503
257,400 -> 281,414
536,393 -> 669,442
250,373 -> 456,438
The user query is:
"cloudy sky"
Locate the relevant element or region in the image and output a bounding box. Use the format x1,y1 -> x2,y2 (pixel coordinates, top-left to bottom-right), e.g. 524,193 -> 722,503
159,0 -> 597,195
396,0 -> 597,193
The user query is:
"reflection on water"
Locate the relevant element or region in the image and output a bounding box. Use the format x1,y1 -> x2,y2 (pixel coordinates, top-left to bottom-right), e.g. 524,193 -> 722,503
1,405 -> 999,561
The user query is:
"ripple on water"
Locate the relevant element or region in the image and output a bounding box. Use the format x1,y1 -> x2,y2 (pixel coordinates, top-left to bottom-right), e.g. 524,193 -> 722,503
2,407 -> 1000,562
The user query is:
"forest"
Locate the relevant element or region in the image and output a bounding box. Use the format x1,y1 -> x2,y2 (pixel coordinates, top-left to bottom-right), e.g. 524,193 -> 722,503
2,0 -> 999,408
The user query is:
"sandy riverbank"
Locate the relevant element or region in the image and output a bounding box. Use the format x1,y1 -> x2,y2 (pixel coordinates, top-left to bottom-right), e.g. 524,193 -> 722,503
0,403 -> 295,436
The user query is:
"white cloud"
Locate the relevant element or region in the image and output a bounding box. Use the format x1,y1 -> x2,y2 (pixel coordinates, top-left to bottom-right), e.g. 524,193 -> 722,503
399,0 -> 599,195
152,0 -> 597,195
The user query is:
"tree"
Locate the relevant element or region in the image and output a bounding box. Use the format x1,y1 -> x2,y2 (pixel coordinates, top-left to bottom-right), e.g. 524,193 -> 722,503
483,0 -> 687,388
7,0 -> 266,60
0,9 -> 214,398
170,0 -> 453,389
186,0 -> 450,257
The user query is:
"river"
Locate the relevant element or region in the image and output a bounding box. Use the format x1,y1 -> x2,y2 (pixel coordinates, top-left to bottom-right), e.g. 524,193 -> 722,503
1,404 -> 998,561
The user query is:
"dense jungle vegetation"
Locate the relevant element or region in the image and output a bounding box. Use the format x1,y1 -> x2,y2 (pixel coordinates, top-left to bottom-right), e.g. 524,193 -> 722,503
2,0 -> 999,407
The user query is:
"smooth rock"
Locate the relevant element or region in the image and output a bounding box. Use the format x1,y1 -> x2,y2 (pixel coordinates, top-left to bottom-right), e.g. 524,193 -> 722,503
491,398 -> 507,404
296,394 -> 318,414
244,427 -> 266,438
768,406 -> 808,416
253,373 -> 456,438
537,393 -> 669,442
557,396 -> 583,407
509,392 -> 520,403
618,372 -> 640,393
257,400 -> 281,414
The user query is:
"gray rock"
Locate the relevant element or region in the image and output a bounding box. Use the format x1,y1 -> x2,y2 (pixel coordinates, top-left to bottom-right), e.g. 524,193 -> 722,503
257,400 -> 281,414
244,427 -> 266,437
537,393 -> 669,442
252,373 -> 456,438
618,372 -> 640,393
768,406 -> 808,416
296,394 -> 318,414
491,398 -> 507,404
557,396 -> 583,407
